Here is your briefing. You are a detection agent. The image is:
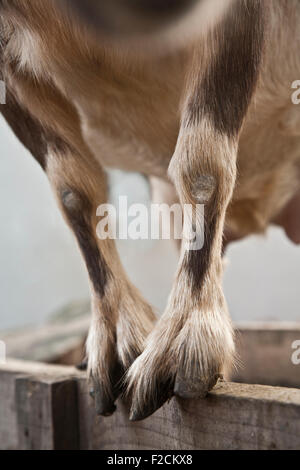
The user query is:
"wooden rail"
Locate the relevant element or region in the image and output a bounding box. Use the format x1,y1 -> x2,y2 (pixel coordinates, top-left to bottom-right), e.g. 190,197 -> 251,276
1,359 -> 300,450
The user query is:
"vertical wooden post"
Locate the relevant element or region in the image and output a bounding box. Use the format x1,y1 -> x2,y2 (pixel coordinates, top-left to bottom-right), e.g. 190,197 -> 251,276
15,375 -> 79,450
0,361 -> 83,450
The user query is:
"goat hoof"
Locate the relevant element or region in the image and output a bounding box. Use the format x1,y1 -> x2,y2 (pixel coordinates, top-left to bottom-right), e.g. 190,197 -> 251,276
174,373 -> 222,399
89,378 -> 118,417
129,394 -> 170,421
129,378 -> 174,422
76,359 -> 88,371
129,373 -> 221,421
90,380 -> 117,416
89,361 -> 125,417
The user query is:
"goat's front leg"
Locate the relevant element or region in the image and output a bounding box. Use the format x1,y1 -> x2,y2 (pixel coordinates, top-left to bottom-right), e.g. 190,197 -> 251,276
1,64 -> 156,417
46,144 -> 155,416
127,0 -> 265,420
127,128 -> 237,421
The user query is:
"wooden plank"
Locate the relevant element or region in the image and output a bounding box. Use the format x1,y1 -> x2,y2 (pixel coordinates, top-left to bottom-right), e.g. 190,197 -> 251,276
1,360 -> 300,450
0,369 -> 21,449
16,375 -> 79,450
233,323 -> 300,388
0,360 -> 84,450
76,377 -> 300,450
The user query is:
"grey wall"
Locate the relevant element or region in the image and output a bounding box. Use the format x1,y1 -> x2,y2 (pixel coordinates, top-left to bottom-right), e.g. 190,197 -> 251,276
0,116 -> 299,330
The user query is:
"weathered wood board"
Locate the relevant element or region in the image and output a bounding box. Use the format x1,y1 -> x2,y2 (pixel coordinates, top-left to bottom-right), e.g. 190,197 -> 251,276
0,360 -> 83,450
1,360 -> 300,450
233,323 -> 300,388
76,379 -> 300,450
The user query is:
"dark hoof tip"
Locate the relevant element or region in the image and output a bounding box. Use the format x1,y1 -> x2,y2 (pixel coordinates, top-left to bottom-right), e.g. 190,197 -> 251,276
130,386 -> 173,421
129,408 -> 152,422
129,400 -> 168,422
97,403 -> 117,417
89,385 -> 117,417
93,389 -> 117,417
76,360 -> 88,371
89,360 -> 125,417
89,374 -> 122,418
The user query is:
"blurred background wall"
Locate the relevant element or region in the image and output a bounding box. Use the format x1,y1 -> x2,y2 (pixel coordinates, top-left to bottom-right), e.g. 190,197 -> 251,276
1,116 -> 300,330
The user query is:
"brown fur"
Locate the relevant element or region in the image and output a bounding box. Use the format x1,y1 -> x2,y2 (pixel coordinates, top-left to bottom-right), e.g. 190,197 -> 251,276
1,0 -> 300,420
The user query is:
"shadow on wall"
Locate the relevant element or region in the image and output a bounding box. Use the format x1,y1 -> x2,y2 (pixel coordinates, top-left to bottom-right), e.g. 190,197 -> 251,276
0,116 -> 299,329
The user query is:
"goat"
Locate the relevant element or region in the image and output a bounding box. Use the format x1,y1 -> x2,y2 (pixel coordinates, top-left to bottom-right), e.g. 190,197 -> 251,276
1,0 -> 300,421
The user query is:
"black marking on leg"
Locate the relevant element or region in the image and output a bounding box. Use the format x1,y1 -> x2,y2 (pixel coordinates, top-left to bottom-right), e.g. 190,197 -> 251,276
0,42 -> 74,170
121,0 -> 198,18
186,0 -> 265,137
59,0 -> 198,36
0,90 -> 48,169
182,209 -> 218,295
61,188 -> 112,298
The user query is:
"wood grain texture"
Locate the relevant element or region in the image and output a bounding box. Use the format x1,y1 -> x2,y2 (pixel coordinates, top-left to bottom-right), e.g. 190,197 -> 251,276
0,361 -> 84,450
0,370 -> 21,449
1,359 -> 300,450
16,375 -> 79,450
76,378 -> 300,450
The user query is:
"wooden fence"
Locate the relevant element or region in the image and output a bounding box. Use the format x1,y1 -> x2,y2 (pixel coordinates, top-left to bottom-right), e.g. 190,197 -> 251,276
0,321 -> 300,450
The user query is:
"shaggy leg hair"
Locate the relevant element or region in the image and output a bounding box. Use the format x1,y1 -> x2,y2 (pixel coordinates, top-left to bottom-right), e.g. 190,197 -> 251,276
2,0 -> 300,422
126,0 -> 265,420
1,59 -> 155,416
